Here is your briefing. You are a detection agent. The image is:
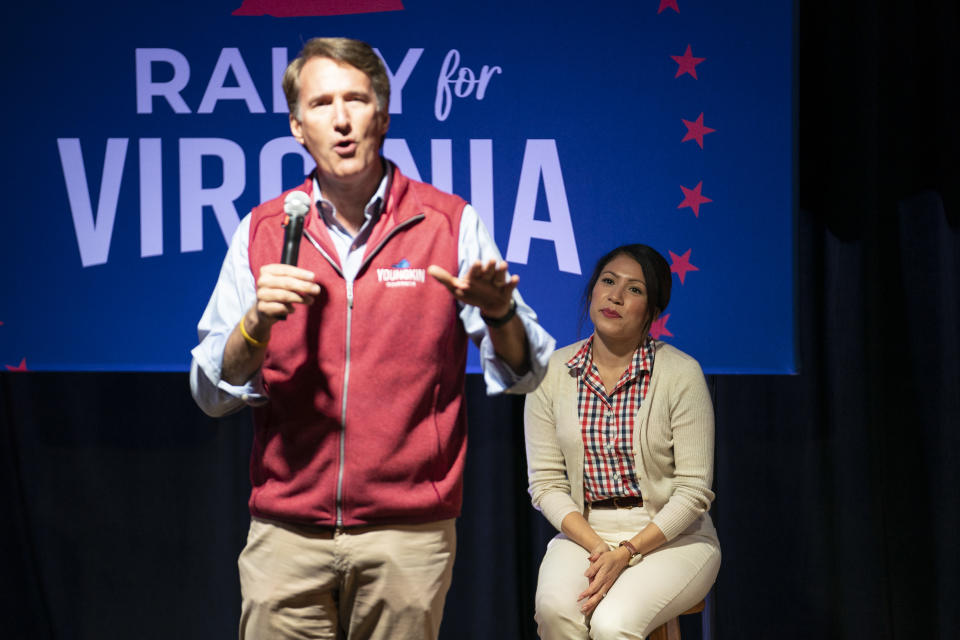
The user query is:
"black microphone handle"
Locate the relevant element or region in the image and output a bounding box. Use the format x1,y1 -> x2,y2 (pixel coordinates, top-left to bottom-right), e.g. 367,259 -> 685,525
280,215 -> 305,265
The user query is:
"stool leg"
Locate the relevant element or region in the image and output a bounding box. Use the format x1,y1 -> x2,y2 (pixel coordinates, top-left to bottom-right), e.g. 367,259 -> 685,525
648,620 -> 669,640
647,617 -> 678,640
647,597 -> 705,640
666,616 -> 682,640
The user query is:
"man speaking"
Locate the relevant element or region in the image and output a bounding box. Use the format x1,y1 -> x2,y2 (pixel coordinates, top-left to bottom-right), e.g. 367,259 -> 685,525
189,37 -> 553,639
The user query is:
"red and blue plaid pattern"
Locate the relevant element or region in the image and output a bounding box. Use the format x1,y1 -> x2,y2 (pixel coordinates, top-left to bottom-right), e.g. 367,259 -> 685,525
566,336 -> 654,502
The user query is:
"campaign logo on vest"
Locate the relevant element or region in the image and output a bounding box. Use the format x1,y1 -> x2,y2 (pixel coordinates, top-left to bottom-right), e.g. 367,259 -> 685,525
376,259 -> 426,288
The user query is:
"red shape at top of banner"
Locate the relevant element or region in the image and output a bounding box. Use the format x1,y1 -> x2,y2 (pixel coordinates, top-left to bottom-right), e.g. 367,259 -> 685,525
233,0 -> 404,17
657,0 -> 679,14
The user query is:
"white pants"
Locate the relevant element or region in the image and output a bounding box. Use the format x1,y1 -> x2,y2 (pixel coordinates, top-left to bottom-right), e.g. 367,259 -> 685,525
534,506 -> 720,640
238,517 -> 456,640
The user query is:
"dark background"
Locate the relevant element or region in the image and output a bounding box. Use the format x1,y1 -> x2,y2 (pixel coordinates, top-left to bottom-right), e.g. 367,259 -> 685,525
3,2 -> 958,638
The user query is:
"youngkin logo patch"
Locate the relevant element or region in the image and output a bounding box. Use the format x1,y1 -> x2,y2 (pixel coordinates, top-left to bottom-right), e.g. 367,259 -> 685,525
377,259 -> 425,288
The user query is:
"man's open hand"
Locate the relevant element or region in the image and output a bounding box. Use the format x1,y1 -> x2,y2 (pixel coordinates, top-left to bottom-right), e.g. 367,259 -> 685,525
427,259 -> 518,318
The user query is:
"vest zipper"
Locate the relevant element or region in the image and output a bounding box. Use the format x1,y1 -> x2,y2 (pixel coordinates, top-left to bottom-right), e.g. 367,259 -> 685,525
303,215 -> 424,527
303,230 -> 349,526
337,278 -> 354,528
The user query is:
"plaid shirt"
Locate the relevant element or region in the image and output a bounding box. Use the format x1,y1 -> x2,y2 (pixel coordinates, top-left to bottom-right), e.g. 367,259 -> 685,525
566,336 -> 655,502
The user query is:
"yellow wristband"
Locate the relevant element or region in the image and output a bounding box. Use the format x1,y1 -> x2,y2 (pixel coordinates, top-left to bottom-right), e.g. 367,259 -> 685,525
239,318 -> 268,349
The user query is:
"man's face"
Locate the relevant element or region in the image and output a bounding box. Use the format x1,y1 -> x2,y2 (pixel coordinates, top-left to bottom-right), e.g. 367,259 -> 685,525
289,57 -> 389,188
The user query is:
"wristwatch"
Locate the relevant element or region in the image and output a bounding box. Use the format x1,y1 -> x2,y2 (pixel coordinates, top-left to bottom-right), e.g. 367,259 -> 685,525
619,540 -> 642,566
480,299 -> 517,328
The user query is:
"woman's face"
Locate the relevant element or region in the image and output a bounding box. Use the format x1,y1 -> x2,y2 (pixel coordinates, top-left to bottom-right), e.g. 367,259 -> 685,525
589,254 -> 653,345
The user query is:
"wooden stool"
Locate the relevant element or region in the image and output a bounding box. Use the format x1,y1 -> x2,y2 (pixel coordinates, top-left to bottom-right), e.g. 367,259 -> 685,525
648,599 -> 705,640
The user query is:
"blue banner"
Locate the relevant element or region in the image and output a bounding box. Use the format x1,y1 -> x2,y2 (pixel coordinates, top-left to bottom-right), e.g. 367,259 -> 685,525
0,0 -> 794,373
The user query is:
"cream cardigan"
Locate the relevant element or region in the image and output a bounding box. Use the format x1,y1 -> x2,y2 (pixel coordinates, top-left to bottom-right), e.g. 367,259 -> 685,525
524,339 -> 718,542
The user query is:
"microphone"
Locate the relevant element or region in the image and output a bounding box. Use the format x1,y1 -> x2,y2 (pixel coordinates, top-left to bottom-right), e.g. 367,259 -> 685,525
280,190 -> 311,265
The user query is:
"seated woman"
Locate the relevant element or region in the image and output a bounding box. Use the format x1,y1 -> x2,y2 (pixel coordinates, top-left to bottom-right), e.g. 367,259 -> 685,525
524,244 -> 721,639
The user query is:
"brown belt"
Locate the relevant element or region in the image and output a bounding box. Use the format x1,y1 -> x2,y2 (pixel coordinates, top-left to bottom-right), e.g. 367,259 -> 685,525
588,496 -> 643,509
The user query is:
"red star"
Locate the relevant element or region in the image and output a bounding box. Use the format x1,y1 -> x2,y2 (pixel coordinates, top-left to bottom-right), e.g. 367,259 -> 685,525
677,181 -> 712,217
658,0 -> 679,13
669,249 -> 700,284
649,314 -> 673,340
681,113 -> 716,149
671,45 -> 705,79
5,358 -> 27,372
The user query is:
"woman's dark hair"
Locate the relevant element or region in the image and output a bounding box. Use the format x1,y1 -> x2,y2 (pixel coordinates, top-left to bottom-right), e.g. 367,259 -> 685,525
578,244 -> 673,338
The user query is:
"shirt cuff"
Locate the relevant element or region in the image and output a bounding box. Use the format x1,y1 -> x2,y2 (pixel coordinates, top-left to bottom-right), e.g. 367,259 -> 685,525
215,373 -> 266,404
479,310 -> 555,395
190,340 -> 267,417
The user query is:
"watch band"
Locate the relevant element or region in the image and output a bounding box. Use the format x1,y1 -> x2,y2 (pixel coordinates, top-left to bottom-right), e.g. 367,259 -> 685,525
480,299 -> 517,328
619,540 -> 642,566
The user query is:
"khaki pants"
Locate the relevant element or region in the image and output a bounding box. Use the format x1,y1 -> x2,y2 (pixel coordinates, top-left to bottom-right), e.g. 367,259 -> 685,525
534,506 -> 720,640
238,516 -> 456,640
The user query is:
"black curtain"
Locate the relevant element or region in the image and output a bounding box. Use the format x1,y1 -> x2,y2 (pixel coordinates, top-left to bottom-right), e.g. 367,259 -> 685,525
706,1 -> 959,636
3,2 -> 958,638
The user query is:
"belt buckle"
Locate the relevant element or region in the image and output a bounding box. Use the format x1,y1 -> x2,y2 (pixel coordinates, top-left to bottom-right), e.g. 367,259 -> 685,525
612,496 -> 627,508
